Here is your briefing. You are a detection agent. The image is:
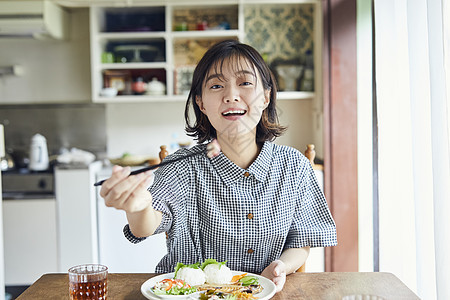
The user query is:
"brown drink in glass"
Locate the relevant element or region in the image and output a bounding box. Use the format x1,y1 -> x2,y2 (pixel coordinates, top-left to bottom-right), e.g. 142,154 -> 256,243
69,264 -> 108,300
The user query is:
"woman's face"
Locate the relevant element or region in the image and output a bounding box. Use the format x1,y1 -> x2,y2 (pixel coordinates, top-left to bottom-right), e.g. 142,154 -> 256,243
196,57 -> 270,142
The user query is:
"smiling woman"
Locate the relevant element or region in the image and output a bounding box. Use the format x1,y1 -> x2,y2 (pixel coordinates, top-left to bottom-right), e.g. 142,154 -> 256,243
185,40 -> 286,146
100,40 -> 337,294
196,59 -> 270,145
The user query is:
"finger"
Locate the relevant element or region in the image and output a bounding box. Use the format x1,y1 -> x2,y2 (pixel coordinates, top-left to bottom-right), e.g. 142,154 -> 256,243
273,260 -> 284,276
122,173 -> 154,212
273,275 -> 286,293
110,172 -> 146,206
105,171 -> 151,209
272,277 -> 282,292
272,274 -> 285,284
112,165 -> 123,173
119,170 -> 154,207
206,139 -> 221,158
273,263 -> 280,276
100,166 -> 131,198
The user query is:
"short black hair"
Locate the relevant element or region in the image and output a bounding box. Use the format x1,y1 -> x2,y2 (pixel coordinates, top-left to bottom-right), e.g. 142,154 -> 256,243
184,40 -> 286,143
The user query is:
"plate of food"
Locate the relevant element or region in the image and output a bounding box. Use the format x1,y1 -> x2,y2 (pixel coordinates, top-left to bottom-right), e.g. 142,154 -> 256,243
109,153 -> 151,166
141,259 -> 276,300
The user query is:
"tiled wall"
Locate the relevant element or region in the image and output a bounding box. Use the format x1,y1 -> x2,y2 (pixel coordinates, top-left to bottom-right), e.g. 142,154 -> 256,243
0,104 -> 106,157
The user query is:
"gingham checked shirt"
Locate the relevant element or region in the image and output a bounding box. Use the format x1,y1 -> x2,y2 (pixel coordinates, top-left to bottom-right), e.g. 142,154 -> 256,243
124,141 -> 337,274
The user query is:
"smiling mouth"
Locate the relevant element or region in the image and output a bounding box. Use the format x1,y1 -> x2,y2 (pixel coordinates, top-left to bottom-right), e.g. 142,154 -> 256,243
222,110 -> 247,116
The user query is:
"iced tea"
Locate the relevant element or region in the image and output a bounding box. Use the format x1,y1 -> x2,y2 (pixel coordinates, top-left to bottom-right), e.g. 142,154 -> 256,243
68,264 -> 108,300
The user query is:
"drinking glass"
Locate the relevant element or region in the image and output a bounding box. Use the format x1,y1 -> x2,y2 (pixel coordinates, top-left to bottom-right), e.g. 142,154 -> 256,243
68,264 -> 108,300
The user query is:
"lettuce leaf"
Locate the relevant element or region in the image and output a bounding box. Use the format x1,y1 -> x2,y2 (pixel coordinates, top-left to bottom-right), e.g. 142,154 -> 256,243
200,258 -> 227,270
174,262 -> 201,277
239,275 -> 259,286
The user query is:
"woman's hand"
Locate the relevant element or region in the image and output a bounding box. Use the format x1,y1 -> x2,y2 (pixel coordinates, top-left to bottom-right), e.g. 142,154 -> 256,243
261,260 -> 287,293
206,139 -> 221,158
100,165 -> 154,213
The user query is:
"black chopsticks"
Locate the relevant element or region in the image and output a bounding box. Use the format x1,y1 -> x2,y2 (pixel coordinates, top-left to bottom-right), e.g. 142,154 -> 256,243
94,151 -> 201,186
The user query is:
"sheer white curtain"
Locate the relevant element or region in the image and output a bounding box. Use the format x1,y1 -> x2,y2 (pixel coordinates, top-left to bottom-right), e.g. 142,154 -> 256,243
374,0 -> 450,299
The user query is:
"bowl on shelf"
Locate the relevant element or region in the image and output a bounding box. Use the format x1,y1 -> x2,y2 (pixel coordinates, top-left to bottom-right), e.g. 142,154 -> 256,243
100,87 -> 118,97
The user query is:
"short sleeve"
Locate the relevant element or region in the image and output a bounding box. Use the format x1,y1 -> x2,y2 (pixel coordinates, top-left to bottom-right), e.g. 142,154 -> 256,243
284,162 -> 337,249
148,157 -> 189,235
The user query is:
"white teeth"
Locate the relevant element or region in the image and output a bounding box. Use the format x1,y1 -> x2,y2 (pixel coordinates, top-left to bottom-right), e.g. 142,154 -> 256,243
222,110 -> 245,116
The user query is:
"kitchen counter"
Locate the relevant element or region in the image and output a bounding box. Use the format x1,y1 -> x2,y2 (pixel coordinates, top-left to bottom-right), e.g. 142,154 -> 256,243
55,161 -> 102,170
2,192 -> 55,200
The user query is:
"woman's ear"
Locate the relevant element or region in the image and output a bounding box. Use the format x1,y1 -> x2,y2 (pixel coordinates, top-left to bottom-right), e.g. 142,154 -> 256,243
263,89 -> 271,109
196,96 -> 205,112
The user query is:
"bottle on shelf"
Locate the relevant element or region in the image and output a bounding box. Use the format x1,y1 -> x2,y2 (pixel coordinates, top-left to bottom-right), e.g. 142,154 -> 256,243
301,50 -> 314,92
159,145 -> 169,161
304,144 -> 316,166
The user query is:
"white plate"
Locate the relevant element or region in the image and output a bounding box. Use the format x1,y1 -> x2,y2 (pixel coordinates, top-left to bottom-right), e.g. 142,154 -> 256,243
141,271 -> 277,300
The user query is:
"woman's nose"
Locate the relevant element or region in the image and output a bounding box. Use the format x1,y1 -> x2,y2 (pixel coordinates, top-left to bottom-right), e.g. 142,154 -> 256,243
223,85 -> 240,103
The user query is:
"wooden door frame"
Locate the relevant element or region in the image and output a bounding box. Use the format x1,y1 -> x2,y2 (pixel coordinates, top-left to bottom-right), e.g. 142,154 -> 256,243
322,0 -> 359,271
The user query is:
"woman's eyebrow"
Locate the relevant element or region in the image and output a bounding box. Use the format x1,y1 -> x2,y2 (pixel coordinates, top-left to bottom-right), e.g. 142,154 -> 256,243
205,73 -> 223,84
235,70 -> 256,78
204,69 -> 256,85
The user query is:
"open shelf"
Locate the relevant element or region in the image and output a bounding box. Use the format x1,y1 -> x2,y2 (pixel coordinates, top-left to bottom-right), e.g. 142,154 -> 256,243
89,2 -> 318,103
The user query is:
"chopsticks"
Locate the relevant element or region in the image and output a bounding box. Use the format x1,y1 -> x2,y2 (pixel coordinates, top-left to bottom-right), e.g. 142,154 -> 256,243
93,151 -> 201,186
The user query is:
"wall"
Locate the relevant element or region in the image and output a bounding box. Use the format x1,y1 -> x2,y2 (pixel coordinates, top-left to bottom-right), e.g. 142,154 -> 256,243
105,99 -> 314,159
0,8 -> 91,103
0,104 -> 106,157
356,0 -> 374,272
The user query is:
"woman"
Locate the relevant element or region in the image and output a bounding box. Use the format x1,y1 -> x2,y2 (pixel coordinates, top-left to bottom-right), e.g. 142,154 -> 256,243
100,40 -> 337,292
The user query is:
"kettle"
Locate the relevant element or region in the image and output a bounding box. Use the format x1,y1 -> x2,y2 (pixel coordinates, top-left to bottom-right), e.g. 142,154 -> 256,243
29,134 -> 49,171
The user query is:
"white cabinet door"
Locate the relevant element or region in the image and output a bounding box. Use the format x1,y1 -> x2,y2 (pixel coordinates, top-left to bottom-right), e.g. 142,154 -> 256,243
96,195 -> 167,273
2,198 -> 58,285
96,168 -> 167,273
55,164 -> 101,273
0,125 -> 5,299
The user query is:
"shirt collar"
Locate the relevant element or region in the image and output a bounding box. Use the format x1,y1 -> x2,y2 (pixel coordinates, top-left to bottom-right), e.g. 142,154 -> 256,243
211,141 -> 273,186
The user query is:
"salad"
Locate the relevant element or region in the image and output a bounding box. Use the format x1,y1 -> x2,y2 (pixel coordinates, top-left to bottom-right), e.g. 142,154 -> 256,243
151,278 -> 198,296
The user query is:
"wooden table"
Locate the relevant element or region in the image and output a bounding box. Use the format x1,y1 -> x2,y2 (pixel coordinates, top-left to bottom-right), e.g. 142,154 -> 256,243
17,272 -> 419,300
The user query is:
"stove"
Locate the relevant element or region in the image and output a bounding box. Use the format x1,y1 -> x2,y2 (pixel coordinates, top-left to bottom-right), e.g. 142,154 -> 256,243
2,168 -> 54,199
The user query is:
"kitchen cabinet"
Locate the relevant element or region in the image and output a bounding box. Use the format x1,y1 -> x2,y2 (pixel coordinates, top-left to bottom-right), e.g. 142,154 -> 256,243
95,167 -> 167,273
54,162 -> 102,273
89,0 -> 321,103
2,198 -> 58,286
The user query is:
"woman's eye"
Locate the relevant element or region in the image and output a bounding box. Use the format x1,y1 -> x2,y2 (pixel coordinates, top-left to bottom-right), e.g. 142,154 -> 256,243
241,81 -> 253,86
210,84 -> 222,89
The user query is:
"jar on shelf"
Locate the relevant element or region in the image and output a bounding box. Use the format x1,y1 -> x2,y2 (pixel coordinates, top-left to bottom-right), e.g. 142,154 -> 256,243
147,77 -> 166,95
132,77 -> 147,95
196,20 -> 208,30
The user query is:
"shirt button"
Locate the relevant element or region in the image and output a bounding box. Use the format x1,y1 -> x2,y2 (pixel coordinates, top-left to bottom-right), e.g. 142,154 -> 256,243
247,248 -> 254,254
244,172 -> 250,177
247,213 -> 254,219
